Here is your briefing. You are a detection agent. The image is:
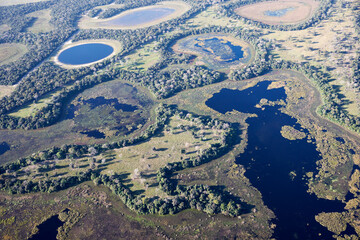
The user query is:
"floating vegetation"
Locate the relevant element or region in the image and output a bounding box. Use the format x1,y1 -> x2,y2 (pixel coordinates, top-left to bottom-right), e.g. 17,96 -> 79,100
280,125 -> 306,140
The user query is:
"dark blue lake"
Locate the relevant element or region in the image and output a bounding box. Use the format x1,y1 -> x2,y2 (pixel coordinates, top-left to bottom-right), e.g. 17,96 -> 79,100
0,142 -> 10,155
264,7 -> 295,17
58,43 -> 114,65
105,7 -> 175,26
206,81 -> 345,240
28,214 -> 64,240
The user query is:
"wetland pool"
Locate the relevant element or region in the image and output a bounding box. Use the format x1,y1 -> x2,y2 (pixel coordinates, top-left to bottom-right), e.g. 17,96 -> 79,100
264,7 -> 295,17
206,81 -> 346,240
57,43 -> 114,65
174,34 -> 253,70
104,7 -> 175,27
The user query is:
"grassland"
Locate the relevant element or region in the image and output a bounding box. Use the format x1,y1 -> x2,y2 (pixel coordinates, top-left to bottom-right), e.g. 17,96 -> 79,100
0,24 -> 10,32
115,41 -> 161,71
0,0 -> 48,6
0,43 -> 27,66
53,39 -> 122,69
235,0 -> 319,25
0,85 -> 17,99
78,1 -> 191,30
264,0 -> 359,116
8,115 -> 225,199
26,9 -> 53,33
8,89 -> 62,118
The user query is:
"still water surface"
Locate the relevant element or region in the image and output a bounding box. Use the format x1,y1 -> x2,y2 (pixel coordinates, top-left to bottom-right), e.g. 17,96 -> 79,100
206,81 -> 345,239
105,7 -> 175,26
58,43 -> 113,65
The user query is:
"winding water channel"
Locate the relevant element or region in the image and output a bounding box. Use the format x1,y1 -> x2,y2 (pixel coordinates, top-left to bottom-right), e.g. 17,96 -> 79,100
206,81 -> 345,239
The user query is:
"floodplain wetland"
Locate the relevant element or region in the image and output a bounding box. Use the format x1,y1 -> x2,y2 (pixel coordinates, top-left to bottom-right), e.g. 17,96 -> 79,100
0,0 -> 360,239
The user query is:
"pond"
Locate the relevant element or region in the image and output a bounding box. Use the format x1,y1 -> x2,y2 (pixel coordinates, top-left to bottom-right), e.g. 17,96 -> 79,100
104,7 -> 175,27
0,142 -> 10,155
57,43 -> 114,65
174,34 -> 252,70
28,214 -> 64,240
264,7 -> 295,17
206,81 -> 346,240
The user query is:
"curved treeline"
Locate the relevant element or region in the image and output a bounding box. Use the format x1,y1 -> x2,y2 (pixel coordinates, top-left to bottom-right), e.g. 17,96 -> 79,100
219,0 -> 334,31
0,105 -> 247,217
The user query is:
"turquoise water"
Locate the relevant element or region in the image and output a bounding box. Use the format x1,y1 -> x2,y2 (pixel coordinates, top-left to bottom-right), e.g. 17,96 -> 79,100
264,7 -> 295,17
105,7 -> 175,26
58,43 -> 114,65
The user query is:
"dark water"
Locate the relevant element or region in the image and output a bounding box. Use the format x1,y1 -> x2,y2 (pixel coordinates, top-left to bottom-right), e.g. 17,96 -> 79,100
0,142 -> 10,155
264,7 -> 295,17
80,129 -> 106,139
67,96 -> 138,119
58,43 -> 114,65
194,37 -> 244,63
206,81 -> 345,240
105,7 -> 175,26
28,214 -> 64,240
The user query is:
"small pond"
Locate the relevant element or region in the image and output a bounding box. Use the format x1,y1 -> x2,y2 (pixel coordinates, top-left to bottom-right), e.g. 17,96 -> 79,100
28,214 -> 64,240
264,7 -> 295,17
104,7 -> 175,27
175,34 -> 252,70
57,43 -> 114,65
206,81 -> 346,240
0,142 -> 10,155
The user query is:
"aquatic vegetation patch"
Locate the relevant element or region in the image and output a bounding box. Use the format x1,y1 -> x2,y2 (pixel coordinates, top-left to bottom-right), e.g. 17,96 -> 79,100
173,33 -> 253,70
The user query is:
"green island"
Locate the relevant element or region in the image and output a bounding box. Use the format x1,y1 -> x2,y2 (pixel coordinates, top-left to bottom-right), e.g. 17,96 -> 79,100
0,0 -> 359,239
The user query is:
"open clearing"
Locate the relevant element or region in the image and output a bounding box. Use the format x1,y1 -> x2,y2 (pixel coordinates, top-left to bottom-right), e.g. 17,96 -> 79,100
26,9 -> 53,33
115,41 -> 161,71
235,0 -> 319,25
78,1 -> 191,30
8,89 -> 62,118
53,39 -> 122,69
0,85 -> 17,99
0,24 -> 10,32
0,43 -> 27,66
264,0 -> 360,116
0,0 -> 48,6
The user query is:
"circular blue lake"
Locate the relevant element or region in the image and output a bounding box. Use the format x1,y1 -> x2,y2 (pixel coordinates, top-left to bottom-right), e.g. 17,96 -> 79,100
105,7 -> 175,27
58,43 -> 114,65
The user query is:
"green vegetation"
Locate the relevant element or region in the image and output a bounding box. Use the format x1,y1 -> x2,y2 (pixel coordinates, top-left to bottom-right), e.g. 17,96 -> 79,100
1,0 -> 360,238
280,125 -> 306,140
